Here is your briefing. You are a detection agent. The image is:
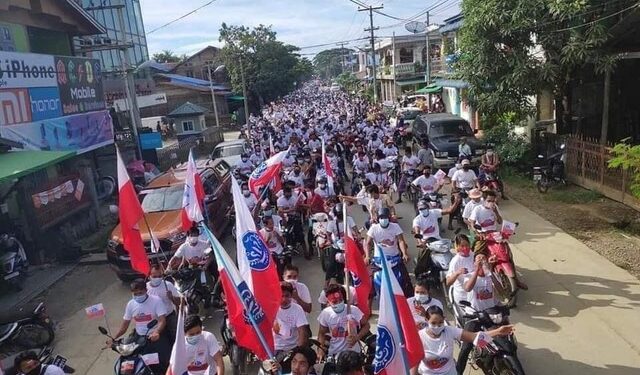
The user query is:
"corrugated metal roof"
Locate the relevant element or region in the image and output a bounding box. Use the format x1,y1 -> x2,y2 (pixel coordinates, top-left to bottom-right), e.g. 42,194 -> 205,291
434,79 -> 469,89
438,19 -> 464,34
168,102 -> 209,117
156,73 -> 229,91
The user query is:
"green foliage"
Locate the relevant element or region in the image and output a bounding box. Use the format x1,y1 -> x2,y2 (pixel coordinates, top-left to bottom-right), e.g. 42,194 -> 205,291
608,142 -> 640,198
482,113 -> 530,166
458,0 -> 635,121
151,50 -> 187,63
218,24 -> 311,109
335,72 -> 359,93
313,48 -> 349,79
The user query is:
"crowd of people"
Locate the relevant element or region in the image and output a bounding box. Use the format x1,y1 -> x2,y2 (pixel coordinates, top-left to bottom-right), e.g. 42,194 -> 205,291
6,81 -> 520,375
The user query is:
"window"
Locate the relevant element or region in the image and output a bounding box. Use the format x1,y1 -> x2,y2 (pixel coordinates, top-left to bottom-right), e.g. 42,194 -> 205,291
399,47 -> 413,63
182,120 -> 194,132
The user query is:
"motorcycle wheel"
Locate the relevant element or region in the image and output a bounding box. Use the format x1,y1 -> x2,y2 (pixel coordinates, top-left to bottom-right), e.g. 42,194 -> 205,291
231,345 -> 248,375
14,321 -> 55,348
493,354 -> 526,375
496,271 -> 518,308
536,176 -> 549,193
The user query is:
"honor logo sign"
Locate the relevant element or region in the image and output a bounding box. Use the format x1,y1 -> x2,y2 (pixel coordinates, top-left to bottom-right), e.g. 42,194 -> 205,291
0,87 -> 62,125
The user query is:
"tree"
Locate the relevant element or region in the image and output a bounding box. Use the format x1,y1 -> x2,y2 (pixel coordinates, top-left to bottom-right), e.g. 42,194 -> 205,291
218,24 -> 311,111
151,50 -> 187,63
335,72 -> 359,93
313,48 -> 349,79
458,0 -> 636,126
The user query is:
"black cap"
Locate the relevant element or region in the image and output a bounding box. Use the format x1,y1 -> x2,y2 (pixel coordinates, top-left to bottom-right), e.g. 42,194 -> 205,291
378,207 -> 391,219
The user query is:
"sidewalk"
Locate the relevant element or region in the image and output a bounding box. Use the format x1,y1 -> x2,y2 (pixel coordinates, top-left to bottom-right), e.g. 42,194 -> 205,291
501,199 -> 640,374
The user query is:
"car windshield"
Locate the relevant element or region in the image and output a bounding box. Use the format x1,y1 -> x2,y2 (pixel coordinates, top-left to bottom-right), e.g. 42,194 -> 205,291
430,121 -> 474,137
212,145 -> 244,158
140,185 -> 184,213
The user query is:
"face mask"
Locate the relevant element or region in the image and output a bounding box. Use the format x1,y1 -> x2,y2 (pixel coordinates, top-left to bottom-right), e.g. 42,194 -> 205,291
429,324 -> 445,336
485,202 -> 495,209
242,190 -> 250,197
294,170 -> 301,175
319,183 -> 326,189
458,246 -> 471,256
487,151 -> 494,156
379,218 -> 390,227
286,278 -> 298,286
331,302 -> 346,313
420,209 -> 429,217
424,172 -> 431,177
186,334 -> 201,345
188,236 -> 199,246
463,166 -> 470,171
133,294 -> 147,304
263,209 -> 273,216
241,158 -> 248,162
149,277 -> 162,287
415,294 -> 432,304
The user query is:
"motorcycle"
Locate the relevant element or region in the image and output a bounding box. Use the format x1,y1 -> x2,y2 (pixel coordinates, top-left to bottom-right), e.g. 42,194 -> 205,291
3,346 -> 75,374
0,302 -> 54,349
314,333 -> 377,375
322,239 -> 346,284
413,234 -> 453,305
282,213 -> 305,257
402,169 -> 418,204
370,253 -> 413,298
448,189 -> 469,230
475,225 -> 520,308
273,247 -> 293,280
481,166 -> 502,195
98,320 -> 159,375
350,170 -> 366,196
167,262 -> 220,315
310,212 -> 331,260
220,311 -> 258,375
457,301 -> 525,375
0,233 -> 29,289
533,143 -> 566,193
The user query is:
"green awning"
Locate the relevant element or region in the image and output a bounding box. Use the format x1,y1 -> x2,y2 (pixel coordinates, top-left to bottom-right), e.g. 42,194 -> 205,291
415,84 -> 443,94
396,78 -> 428,86
0,151 -> 76,183
227,96 -> 245,101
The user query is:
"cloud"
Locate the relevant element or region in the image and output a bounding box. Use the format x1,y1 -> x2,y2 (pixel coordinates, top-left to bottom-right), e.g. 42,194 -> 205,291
140,0 -> 461,57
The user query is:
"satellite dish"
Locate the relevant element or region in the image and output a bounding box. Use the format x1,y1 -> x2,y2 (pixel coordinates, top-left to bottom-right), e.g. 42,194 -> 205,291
405,21 -> 426,34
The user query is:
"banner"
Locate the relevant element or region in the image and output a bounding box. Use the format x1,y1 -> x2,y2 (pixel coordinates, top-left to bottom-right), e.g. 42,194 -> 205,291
0,51 -> 56,89
54,55 -> 104,115
0,109 -> 114,154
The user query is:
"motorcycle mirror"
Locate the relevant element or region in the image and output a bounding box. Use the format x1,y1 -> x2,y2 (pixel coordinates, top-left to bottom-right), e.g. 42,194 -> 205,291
147,319 -> 158,329
459,300 -> 472,307
537,154 -> 544,159
560,143 -> 566,150
98,326 -> 109,335
108,205 -> 119,215
414,233 -> 423,239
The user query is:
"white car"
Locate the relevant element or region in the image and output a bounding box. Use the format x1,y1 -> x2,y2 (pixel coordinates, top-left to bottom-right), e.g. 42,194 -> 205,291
210,139 -> 251,167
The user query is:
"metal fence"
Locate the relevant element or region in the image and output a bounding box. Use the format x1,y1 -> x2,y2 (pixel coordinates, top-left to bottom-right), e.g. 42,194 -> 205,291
565,135 -> 640,211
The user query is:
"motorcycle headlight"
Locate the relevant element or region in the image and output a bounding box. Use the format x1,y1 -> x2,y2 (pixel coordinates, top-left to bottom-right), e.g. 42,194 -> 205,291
116,342 -> 139,356
435,151 -> 448,158
475,149 -> 486,156
107,240 -> 119,250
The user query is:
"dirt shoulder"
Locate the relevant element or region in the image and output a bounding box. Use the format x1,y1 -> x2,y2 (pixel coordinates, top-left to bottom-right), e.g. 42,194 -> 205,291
503,172 -> 640,280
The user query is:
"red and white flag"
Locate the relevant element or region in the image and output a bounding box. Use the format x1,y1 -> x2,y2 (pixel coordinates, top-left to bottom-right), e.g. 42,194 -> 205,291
373,247 -> 423,374
166,305 -> 188,375
202,224 -> 276,360
116,149 -> 150,276
85,303 -> 105,319
248,149 -> 288,197
181,149 -> 205,231
321,139 -> 335,195
343,204 -> 372,318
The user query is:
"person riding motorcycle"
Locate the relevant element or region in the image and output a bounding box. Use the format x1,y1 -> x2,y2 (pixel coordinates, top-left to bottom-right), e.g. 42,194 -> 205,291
260,215 -> 288,276
412,198 -> 458,242
277,186 -> 310,259
13,351 -> 65,375
273,282 -> 309,356
314,176 -> 334,200
365,163 -> 390,193
479,145 -> 507,199
411,166 -> 442,196
168,226 -> 217,281
407,277 -> 444,330
235,153 -> 254,178
183,315 -> 225,375
396,146 -> 421,203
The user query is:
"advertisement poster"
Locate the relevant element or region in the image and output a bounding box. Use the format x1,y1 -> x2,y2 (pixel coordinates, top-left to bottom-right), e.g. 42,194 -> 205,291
0,109 -> 114,154
54,55 -> 104,115
0,51 -> 56,89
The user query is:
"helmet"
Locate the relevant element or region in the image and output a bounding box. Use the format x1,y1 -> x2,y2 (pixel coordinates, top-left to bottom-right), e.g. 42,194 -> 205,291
332,203 -> 343,218
316,176 -> 327,184
417,199 -> 429,210
377,207 -> 391,219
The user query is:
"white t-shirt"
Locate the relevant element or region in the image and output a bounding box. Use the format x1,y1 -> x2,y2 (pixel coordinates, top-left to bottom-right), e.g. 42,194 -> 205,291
402,155 -> 421,171
417,326 -> 463,374
469,205 -> 501,232
412,175 -> 438,194
407,296 -> 444,329
372,159 -> 391,173
412,210 -> 443,240
175,240 -> 209,261
146,280 -> 181,315
259,227 -> 284,255
383,146 -> 398,156
465,274 -> 497,311
317,306 -> 364,356
287,173 -> 305,187
452,169 -> 477,189
185,330 -> 222,375
288,280 -> 312,306
243,194 -> 258,212
353,158 -> 370,173
123,295 -> 167,335
42,365 -> 65,375
273,303 -> 309,351
235,159 -> 254,174
318,286 -> 358,306
365,172 -> 389,186
447,166 -> 460,179
277,194 -> 299,211
446,254 -> 475,303
326,217 -> 356,242
314,187 -> 332,199
462,199 -> 483,220
367,223 -> 403,257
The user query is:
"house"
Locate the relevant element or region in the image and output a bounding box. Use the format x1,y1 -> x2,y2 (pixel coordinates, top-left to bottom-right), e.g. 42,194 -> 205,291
167,102 -> 209,142
172,46 -> 223,80
374,32 -> 443,103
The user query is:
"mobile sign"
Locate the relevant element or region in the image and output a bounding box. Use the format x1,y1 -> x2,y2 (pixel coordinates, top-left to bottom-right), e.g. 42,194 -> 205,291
54,55 -> 105,115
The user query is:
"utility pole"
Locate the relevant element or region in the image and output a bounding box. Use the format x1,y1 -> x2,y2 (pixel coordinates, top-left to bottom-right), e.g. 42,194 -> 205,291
336,42 -> 347,74
206,64 -> 220,127
359,4 -> 383,103
425,11 -> 431,85
239,54 -> 250,136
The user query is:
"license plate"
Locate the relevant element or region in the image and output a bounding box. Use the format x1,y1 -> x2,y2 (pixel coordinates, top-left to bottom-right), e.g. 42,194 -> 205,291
52,355 -> 68,369
4,271 -> 18,280
533,174 -> 541,182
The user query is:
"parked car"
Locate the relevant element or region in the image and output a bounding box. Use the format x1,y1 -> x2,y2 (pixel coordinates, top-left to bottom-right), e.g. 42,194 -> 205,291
107,159 -> 233,281
412,113 -> 485,169
210,139 -> 252,168
390,107 -> 423,136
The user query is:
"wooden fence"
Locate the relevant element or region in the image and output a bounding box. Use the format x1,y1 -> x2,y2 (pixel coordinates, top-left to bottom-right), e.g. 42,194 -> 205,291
565,135 -> 640,211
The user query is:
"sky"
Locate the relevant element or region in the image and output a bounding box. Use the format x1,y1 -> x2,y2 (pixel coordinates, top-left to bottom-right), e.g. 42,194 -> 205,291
140,0 -> 461,58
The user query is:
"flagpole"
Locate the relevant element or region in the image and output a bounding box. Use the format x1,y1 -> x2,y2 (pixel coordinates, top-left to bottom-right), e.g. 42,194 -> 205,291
200,223 -> 280,373
141,214 -> 169,264
379,245 -> 410,371
343,202 -> 351,317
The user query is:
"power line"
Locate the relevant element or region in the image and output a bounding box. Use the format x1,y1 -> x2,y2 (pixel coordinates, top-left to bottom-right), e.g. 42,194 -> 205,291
298,37 -> 371,50
551,2 -> 637,32
146,0 -> 218,35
